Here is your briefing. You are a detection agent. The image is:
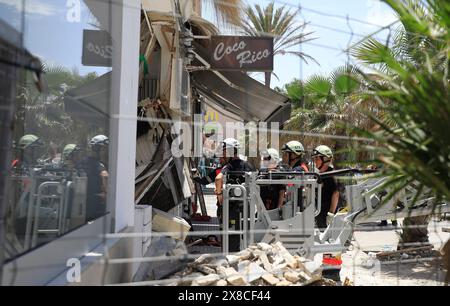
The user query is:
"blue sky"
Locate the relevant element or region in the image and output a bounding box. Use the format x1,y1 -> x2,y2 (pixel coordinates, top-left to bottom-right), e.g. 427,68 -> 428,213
0,0 -> 398,88
209,0 -> 398,88
0,0 -> 109,76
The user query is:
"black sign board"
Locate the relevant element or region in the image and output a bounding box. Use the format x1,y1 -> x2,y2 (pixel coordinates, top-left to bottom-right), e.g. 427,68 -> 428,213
210,36 -> 274,71
82,30 -> 113,67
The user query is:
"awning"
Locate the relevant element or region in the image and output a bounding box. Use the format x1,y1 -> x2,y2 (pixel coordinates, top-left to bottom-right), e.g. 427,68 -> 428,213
64,72 -> 110,126
191,43 -> 291,125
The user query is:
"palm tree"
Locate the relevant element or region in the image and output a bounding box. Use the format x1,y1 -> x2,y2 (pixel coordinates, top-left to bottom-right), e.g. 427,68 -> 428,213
202,0 -> 243,27
16,64 -> 98,147
281,65 -> 372,163
352,0 -> 450,250
238,1 -> 317,87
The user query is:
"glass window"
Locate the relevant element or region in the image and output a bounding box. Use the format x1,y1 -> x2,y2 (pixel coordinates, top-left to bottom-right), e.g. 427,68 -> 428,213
1,0 -> 114,260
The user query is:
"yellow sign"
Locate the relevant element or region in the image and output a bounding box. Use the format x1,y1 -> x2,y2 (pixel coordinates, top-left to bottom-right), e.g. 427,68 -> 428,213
205,109 -> 219,122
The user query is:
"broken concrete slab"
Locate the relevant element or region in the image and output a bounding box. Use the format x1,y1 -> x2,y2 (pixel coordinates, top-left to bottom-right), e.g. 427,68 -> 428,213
240,262 -> 268,283
262,273 -> 279,285
226,255 -> 240,265
276,280 -> 292,286
274,243 -> 297,268
257,242 -> 272,251
259,252 -> 273,273
271,255 -> 285,266
237,260 -> 251,273
284,271 -> 300,283
227,275 -> 248,286
237,250 -> 252,260
208,258 -> 229,268
192,274 -> 220,286
223,267 -> 239,278
193,265 -> 216,275
215,279 -> 228,286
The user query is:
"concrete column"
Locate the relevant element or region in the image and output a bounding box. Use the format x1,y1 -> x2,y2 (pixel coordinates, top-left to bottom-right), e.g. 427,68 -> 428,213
109,0 -> 141,232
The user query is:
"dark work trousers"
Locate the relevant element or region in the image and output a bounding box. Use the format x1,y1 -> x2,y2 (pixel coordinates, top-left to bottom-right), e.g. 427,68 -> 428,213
217,201 -> 241,252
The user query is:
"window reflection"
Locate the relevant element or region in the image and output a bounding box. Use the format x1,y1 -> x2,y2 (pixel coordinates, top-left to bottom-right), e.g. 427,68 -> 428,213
1,0 -> 113,260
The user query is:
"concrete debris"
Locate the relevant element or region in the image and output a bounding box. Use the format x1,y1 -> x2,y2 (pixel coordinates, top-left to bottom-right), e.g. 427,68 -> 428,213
262,273 -> 280,285
276,280 -> 292,286
192,274 -> 220,286
241,262 -> 268,283
193,265 -> 216,275
257,242 -> 272,251
237,250 -> 252,260
167,242 -> 330,286
223,267 -> 239,278
215,279 -> 228,286
284,271 -> 300,283
343,277 -> 353,286
227,275 -> 248,286
226,255 -> 240,265
375,245 -> 439,262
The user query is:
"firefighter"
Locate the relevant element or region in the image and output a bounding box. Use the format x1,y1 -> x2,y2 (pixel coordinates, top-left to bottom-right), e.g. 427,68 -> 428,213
259,148 -> 284,211
62,144 -> 82,170
276,141 -> 309,213
311,145 -> 339,229
311,145 -> 343,281
215,138 -> 255,251
80,135 -> 109,221
260,148 -> 280,171
12,134 -> 45,169
280,141 -> 309,172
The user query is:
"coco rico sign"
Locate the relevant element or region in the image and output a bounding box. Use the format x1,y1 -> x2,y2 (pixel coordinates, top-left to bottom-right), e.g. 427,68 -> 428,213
82,30 -> 113,67
210,36 -> 273,71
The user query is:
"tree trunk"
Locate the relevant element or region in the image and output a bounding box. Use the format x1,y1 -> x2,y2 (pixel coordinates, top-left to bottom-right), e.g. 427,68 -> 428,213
265,72 -> 271,87
398,215 -> 431,250
442,239 -> 450,286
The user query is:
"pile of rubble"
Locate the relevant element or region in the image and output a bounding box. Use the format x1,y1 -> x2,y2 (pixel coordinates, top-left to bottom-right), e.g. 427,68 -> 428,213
167,242 -> 330,286
375,245 -> 440,262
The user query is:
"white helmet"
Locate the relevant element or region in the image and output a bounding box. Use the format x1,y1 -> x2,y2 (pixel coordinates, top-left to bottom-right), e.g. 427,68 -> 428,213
222,138 -> 240,150
89,135 -> 109,147
261,148 -> 280,163
281,141 -> 305,156
312,145 -> 333,159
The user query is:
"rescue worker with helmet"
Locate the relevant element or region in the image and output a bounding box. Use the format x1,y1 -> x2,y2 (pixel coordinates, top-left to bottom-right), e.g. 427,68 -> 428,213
12,134 -> 45,169
80,135 -> 109,221
62,144 -> 82,170
259,148 -> 284,210
311,145 -> 339,229
312,145 -> 342,281
280,141 -> 309,172
215,138 -> 255,251
276,141 -> 309,213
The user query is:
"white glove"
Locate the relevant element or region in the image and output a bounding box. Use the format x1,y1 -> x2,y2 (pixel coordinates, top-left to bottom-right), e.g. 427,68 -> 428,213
326,212 -> 335,226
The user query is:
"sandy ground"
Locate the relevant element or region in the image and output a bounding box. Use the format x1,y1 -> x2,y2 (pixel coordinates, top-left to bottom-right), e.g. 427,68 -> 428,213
202,191 -> 450,286
340,219 -> 449,286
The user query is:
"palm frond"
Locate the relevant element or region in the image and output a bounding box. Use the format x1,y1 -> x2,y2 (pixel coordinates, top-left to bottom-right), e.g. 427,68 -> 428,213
203,0 -> 243,27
